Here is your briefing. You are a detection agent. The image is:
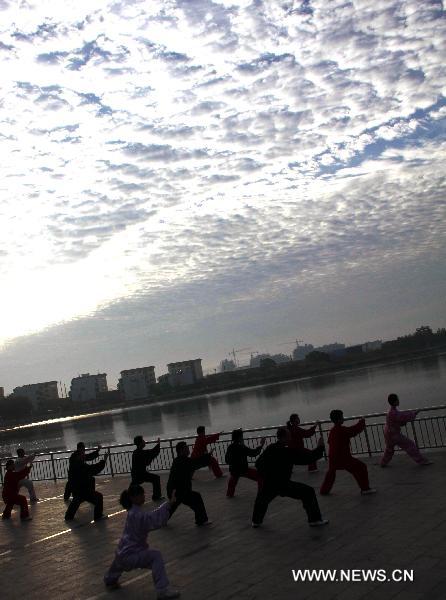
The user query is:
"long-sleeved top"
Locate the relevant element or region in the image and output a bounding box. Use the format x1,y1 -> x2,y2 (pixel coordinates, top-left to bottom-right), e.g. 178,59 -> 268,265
70,459 -> 106,496
67,449 -> 100,480
225,442 -> 263,476
191,433 -> 220,459
3,467 -> 31,501
287,424 -> 317,450
255,443 -> 324,488
116,502 -> 171,558
384,407 -> 417,438
167,454 -> 211,497
14,455 -> 34,471
327,419 -> 365,466
131,444 -> 161,481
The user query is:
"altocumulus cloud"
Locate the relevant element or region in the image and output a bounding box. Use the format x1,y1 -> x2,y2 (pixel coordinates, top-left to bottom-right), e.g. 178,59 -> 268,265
0,0 -> 445,390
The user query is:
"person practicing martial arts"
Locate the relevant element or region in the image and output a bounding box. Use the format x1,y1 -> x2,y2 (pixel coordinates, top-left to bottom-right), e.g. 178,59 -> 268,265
2,459 -> 33,521
191,426 -> 224,478
64,442 -> 102,501
381,394 -> 432,467
167,441 -> 212,526
14,448 -> 39,502
104,484 -> 180,599
320,410 -> 376,496
131,436 -> 163,501
251,428 -> 328,528
225,429 -> 265,498
286,414 -> 319,472
64,447 -> 110,522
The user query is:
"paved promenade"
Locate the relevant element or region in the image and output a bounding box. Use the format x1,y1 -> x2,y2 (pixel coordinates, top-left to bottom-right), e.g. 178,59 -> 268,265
1,451 -> 445,600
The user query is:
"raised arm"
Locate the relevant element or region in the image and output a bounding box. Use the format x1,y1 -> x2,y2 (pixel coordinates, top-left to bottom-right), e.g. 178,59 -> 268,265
346,418 -> 366,437
390,409 -> 418,425
205,433 -> 220,444
292,443 -> 324,465
84,449 -> 100,461
301,425 -> 317,438
145,441 -> 161,463
140,500 -> 173,533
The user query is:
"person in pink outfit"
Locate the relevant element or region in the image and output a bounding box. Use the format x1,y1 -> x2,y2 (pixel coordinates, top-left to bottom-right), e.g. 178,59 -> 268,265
380,394 -> 432,467
104,484 -> 180,599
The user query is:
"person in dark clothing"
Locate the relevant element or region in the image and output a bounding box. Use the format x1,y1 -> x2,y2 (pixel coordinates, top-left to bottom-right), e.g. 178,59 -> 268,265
131,436 -> 163,501
167,441 -> 212,526
286,413 -> 319,472
64,448 -> 110,522
225,429 -> 265,497
251,428 -> 328,528
64,442 -> 101,501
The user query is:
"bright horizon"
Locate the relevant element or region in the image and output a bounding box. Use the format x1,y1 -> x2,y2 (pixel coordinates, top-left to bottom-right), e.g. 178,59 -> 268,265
1,1 -> 445,395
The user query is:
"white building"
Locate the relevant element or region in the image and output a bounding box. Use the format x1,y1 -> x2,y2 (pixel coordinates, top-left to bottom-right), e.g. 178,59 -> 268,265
13,381 -> 59,409
167,359 -> 203,387
362,340 -> 383,352
119,366 -> 156,402
70,373 -> 108,402
219,359 -> 236,372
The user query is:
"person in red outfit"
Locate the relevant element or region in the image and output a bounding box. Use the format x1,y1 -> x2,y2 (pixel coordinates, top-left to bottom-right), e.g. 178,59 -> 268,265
191,426 -> 224,478
286,414 -> 319,472
320,410 -> 376,496
2,459 -> 32,521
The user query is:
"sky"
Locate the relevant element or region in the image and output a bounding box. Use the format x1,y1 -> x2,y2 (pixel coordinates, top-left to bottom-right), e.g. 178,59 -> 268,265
0,0 -> 445,394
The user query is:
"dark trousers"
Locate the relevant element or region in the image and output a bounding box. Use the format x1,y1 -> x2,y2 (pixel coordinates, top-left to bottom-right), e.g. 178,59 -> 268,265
64,480 -> 72,501
2,493 -> 29,519
132,472 -> 162,500
65,491 -> 104,521
252,481 -> 322,525
320,457 -> 370,494
169,490 -> 208,525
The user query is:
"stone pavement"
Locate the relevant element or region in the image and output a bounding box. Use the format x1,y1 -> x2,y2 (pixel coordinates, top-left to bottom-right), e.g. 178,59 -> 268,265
1,451 -> 445,600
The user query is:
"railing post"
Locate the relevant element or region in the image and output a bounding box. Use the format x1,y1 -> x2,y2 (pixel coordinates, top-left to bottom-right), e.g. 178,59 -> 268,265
50,452 -> 57,482
169,440 -> 175,461
363,420 -> 373,457
0,461 -> 4,485
108,446 -> 115,477
317,421 -> 327,461
410,421 -> 420,449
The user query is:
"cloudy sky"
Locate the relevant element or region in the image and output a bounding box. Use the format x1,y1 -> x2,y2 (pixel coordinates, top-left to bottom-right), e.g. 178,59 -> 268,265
0,0 -> 445,394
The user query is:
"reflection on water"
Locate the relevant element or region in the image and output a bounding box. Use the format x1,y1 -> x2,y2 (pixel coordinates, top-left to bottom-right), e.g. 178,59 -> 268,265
1,353 -> 445,454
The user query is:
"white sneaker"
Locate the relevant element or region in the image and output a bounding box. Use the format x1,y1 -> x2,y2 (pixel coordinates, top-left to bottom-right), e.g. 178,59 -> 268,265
251,522 -> 261,528
361,488 -> 377,495
309,519 -> 329,527
157,588 -> 181,599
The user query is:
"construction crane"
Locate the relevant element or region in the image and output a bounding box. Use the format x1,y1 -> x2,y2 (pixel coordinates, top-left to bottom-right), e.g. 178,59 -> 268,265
229,347 -> 251,367
278,339 -> 304,347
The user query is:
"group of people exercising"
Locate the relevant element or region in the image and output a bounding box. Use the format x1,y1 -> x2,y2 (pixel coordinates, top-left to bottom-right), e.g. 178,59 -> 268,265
1,394 -> 433,599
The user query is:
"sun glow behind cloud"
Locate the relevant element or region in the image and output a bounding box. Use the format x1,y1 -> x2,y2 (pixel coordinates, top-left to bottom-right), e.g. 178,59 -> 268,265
0,0 -> 445,355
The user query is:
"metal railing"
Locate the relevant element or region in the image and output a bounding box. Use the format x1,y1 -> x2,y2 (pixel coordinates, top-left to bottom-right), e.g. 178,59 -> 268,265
1,404 -> 445,485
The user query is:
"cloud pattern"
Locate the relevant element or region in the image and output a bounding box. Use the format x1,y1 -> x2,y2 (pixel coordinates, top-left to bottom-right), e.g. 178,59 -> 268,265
0,0 -> 445,389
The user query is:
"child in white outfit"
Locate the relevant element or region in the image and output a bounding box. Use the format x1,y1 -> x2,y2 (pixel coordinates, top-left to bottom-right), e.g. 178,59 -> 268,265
104,484 -> 180,599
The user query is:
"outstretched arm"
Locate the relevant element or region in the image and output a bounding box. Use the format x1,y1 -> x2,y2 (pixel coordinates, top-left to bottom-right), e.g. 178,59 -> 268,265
205,433 -> 220,444
301,425 -> 317,438
391,409 -> 419,424
141,498 -> 174,532
346,418 -> 366,437
292,441 -> 324,465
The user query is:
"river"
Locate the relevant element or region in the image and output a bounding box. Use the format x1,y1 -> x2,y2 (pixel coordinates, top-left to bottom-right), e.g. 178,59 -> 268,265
1,353 -> 445,455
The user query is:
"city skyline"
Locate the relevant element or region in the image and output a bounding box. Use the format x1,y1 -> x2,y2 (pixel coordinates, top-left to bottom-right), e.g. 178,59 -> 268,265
1,2 -> 445,395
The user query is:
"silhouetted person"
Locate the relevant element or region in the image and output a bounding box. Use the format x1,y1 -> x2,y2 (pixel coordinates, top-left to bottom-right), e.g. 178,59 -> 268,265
225,429 -> 265,497
65,448 -> 110,522
64,442 -> 101,501
2,459 -> 32,521
320,410 -> 376,496
104,484 -> 180,599
381,394 -> 432,467
251,428 -> 328,528
286,414 -> 319,472
191,426 -> 224,478
167,441 -> 212,526
131,436 -> 163,500
14,448 -> 39,502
